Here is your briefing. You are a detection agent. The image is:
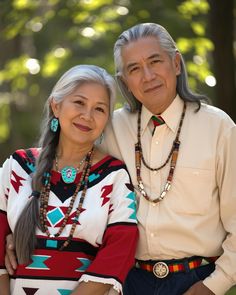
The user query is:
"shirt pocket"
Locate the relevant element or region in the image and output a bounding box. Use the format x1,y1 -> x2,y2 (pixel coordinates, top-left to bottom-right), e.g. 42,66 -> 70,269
168,166 -> 213,215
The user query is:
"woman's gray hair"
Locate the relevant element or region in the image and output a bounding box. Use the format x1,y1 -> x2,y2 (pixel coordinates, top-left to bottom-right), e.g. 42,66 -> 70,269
114,23 -> 208,112
14,65 -> 116,264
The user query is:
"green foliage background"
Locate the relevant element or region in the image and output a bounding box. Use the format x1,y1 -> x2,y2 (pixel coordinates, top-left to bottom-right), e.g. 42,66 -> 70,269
0,0 -> 218,162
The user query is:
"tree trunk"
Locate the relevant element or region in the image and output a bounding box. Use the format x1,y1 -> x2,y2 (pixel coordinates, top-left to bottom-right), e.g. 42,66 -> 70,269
208,0 -> 236,122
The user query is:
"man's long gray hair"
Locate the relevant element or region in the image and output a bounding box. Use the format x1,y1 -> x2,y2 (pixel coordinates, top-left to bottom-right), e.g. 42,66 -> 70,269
14,65 -> 116,264
114,23 -> 208,112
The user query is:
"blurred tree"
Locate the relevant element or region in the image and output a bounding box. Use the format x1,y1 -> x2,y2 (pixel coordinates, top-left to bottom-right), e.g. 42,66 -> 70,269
0,0 -> 235,166
208,0 -> 236,120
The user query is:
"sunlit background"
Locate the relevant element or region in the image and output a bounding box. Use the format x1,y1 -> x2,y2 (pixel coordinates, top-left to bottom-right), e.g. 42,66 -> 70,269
0,0 -> 235,177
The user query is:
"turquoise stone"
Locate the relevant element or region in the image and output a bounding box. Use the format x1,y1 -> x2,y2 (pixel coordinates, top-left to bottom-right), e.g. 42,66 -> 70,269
61,166 -> 77,183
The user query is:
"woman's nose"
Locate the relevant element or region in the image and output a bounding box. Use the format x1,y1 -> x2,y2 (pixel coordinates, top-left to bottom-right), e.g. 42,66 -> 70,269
80,108 -> 93,120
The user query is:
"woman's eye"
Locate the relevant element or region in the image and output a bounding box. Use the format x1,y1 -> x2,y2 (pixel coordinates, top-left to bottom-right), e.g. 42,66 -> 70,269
96,107 -> 105,113
75,100 -> 84,105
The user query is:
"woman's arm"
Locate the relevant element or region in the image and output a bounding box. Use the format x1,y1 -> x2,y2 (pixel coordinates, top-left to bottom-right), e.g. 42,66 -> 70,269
71,281 -> 111,295
0,273 -> 10,295
78,164 -> 138,294
5,233 -> 17,275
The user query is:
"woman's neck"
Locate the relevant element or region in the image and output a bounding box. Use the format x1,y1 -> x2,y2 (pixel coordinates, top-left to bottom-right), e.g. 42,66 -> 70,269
56,142 -> 94,168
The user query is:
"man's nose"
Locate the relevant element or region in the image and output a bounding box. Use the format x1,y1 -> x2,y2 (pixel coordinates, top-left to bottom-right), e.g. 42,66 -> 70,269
143,66 -> 155,81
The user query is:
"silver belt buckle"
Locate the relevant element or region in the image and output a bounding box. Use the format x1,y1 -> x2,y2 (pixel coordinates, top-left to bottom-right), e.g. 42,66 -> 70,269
153,261 -> 169,278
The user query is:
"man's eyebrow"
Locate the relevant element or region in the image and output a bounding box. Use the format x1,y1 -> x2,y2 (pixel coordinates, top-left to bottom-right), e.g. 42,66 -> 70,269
147,53 -> 161,60
126,53 -> 162,71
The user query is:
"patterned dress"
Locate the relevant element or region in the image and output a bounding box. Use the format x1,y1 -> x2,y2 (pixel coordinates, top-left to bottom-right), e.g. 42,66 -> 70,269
0,148 -> 138,295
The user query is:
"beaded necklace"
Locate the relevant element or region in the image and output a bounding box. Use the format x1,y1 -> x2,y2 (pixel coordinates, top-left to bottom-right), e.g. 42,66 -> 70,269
39,147 -> 94,250
135,103 -> 186,203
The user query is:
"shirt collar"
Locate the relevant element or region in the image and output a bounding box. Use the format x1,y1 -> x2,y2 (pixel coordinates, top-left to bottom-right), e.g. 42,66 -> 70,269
141,95 -> 184,135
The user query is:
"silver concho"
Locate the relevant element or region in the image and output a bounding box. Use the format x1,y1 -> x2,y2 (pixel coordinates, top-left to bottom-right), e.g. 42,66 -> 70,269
153,262 -> 169,278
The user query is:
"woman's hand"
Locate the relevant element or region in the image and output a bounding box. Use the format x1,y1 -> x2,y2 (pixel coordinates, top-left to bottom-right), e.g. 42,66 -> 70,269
5,234 -> 17,275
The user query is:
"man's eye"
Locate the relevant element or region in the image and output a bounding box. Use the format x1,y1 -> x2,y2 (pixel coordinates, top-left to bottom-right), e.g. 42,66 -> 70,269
151,59 -> 160,64
129,67 -> 139,74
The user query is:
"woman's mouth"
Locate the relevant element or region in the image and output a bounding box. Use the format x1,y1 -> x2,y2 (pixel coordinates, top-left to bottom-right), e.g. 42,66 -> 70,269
74,123 -> 92,132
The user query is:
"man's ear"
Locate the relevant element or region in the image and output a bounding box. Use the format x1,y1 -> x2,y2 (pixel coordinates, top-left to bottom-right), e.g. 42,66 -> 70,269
174,51 -> 181,76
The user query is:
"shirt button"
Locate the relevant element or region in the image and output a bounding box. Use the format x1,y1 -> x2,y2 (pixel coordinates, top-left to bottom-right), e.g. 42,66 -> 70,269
152,203 -> 157,207
155,141 -> 159,145
153,171 -> 157,175
150,233 -> 155,238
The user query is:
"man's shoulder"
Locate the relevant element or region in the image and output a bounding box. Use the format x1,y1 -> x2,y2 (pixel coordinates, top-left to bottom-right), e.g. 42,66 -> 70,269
190,103 -> 234,126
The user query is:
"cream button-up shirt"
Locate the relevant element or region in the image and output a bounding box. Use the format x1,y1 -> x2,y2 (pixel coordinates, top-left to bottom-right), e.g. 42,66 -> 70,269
102,95 -> 236,295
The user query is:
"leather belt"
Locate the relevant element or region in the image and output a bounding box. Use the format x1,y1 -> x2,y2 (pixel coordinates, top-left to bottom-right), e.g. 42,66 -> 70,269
136,256 -> 218,279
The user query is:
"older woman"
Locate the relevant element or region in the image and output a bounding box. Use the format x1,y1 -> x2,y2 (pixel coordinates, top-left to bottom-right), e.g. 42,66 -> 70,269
0,65 -> 138,295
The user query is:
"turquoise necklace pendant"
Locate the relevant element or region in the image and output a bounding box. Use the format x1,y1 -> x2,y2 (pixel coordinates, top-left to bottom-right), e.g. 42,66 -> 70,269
55,154 -> 86,184
61,166 -> 77,184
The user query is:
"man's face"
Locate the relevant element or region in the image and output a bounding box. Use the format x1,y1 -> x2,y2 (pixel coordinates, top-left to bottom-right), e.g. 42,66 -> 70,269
121,36 -> 181,114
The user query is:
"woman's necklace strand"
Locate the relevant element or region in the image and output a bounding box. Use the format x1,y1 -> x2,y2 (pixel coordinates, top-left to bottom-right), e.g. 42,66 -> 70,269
135,103 -> 186,203
39,147 -> 94,250
55,155 -> 85,173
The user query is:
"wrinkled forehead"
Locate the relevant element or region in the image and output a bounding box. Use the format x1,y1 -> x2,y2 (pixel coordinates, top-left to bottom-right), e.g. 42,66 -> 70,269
121,37 -> 166,67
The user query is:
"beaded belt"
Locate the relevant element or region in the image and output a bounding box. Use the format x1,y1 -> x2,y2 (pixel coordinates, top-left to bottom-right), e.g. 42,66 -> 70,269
136,256 -> 218,279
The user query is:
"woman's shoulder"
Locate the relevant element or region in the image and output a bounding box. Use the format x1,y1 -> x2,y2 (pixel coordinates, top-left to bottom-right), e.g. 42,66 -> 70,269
13,147 -> 40,159
11,147 -> 40,173
94,148 -> 125,165
92,148 -> 128,173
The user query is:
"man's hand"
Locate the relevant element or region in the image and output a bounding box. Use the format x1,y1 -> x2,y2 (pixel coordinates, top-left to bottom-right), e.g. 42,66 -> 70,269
183,281 -> 215,295
5,234 -> 17,275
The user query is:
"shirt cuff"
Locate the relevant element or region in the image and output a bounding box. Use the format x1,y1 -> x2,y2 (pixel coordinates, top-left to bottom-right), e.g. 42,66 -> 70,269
203,267 -> 234,295
79,274 -> 122,294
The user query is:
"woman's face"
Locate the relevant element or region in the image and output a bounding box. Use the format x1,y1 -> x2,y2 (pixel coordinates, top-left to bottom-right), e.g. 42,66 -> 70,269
51,82 -> 110,148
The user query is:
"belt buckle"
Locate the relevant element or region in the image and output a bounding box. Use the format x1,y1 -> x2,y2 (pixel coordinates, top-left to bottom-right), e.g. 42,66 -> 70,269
153,261 -> 169,278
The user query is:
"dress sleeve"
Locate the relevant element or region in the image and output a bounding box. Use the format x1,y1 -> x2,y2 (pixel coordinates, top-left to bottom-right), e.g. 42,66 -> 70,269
79,165 -> 138,294
0,158 -> 12,275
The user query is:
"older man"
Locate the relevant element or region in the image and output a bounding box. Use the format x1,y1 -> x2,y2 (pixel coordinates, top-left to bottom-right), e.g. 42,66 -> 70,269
102,23 -> 236,295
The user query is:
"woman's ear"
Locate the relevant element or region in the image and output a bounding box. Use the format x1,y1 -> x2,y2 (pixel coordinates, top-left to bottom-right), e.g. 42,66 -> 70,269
50,97 -> 59,117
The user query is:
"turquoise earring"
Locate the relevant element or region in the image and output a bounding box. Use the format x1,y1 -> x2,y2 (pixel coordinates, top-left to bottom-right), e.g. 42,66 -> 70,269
51,117 -> 59,132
